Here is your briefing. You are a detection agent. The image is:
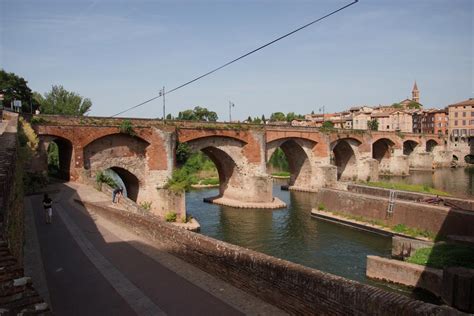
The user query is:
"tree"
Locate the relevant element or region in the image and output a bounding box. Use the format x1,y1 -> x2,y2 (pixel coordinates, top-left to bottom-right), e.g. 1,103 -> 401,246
261,114 -> 266,124
252,116 -> 262,124
286,112 -> 304,122
321,121 -> 334,129
246,116 -> 252,123
367,119 -> 379,131
407,101 -> 422,109
40,85 -> 92,115
177,106 -> 218,122
166,113 -> 173,120
0,69 -> 37,112
391,103 -> 402,109
270,112 -> 286,122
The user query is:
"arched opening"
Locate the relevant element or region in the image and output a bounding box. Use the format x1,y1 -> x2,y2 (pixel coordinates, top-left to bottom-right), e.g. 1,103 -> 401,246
200,147 -> 236,198
267,138 -> 313,188
103,167 -> 140,202
464,155 -> 474,164
426,139 -> 438,152
46,137 -> 73,180
331,139 -> 359,181
453,155 -> 459,161
372,138 -> 394,162
403,140 -> 418,156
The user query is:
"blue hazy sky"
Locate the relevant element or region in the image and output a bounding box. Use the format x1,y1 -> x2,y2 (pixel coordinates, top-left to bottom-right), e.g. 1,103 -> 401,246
1,0 -> 472,120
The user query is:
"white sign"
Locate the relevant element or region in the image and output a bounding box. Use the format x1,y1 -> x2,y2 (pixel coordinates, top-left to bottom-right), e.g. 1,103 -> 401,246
0,94 -> 4,101
13,100 -> 22,108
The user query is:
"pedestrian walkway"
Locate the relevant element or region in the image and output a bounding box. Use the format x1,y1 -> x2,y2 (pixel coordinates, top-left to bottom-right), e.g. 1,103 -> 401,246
26,182 -> 285,316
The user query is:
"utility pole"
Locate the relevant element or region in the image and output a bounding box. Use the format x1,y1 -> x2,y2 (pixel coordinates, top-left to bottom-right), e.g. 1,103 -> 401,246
162,86 -> 166,121
229,101 -> 234,122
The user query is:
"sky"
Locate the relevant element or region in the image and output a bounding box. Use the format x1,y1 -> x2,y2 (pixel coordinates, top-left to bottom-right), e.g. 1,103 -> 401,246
1,0 -> 472,120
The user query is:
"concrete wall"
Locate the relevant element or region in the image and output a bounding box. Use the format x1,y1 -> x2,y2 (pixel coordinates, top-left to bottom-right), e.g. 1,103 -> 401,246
317,188 -> 474,238
367,256 -> 443,297
83,200 -> 456,315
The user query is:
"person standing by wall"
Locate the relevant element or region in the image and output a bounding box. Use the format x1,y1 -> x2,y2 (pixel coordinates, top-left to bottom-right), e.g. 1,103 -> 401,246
42,194 -> 53,224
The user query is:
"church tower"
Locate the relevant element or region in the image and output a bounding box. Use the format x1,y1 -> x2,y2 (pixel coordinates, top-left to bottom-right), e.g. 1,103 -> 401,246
412,81 -> 419,103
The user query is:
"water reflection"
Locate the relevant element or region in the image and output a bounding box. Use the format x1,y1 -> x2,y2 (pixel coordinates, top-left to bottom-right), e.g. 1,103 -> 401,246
186,183 -> 392,284
382,167 -> 474,198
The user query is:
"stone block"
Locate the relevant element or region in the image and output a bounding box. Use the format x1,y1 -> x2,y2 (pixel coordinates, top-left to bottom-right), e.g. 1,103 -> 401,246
442,267 -> 474,313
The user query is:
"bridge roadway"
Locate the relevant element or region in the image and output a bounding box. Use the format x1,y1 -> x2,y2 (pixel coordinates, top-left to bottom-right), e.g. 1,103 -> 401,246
25,182 -> 284,315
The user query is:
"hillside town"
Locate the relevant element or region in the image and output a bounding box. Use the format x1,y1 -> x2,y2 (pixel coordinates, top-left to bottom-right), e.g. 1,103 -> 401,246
290,82 -> 473,146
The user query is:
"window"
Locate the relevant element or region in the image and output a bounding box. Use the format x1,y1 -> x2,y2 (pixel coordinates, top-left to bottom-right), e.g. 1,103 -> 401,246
453,129 -> 459,136
471,129 -> 474,136
438,117 -> 442,121
455,112 -> 458,117
471,120 -> 474,125
431,117 -> 434,121
462,129 -> 467,135
463,120 -> 466,125
463,112 -> 467,117
471,112 -> 474,116
455,120 -> 458,126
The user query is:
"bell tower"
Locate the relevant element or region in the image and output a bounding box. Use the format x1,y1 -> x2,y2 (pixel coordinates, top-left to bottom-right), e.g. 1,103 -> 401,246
412,81 -> 419,103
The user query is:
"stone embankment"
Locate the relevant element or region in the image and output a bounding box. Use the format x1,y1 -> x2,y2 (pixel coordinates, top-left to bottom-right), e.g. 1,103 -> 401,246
80,197 -> 459,315
0,112 -> 50,314
314,186 -> 474,238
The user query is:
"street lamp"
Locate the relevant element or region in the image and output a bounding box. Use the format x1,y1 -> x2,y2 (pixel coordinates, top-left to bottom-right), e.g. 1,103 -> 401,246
229,101 -> 235,122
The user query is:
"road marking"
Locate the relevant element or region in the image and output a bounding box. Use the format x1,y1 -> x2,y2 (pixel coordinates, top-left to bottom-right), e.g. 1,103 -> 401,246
55,201 -> 166,316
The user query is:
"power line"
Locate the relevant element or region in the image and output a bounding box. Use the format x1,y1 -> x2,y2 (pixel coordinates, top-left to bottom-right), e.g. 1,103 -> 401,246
110,0 -> 359,118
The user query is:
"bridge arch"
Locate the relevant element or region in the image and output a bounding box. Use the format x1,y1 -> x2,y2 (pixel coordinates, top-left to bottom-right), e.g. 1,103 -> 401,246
104,166 -> 140,202
330,138 -> 361,181
403,140 -> 419,156
83,133 -> 150,185
266,138 -> 316,188
372,138 -> 395,172
39,135 -> 74,180
182,136 -> 251,201
426,139 -> 439,152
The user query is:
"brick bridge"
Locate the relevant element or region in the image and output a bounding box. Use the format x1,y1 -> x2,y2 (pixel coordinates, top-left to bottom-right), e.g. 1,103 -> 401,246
32,115 -> 450,214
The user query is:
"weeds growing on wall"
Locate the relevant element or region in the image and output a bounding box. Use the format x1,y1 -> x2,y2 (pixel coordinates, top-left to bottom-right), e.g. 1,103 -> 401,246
165,212 -> 177,222
119,119 -> 136,136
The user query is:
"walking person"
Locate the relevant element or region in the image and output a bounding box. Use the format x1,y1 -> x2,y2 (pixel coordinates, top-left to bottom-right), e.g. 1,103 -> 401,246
112,187 -> 123,203
42,194 -> 53,224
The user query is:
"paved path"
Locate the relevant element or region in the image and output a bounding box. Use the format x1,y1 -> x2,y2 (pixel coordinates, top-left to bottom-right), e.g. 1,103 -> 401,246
27,183 -> 262,316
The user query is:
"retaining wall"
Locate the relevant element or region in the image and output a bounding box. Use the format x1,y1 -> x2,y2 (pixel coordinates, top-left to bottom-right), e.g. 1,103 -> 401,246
317,188 -> 474,238
348,184 -> 474,212
81,200 -> 457,315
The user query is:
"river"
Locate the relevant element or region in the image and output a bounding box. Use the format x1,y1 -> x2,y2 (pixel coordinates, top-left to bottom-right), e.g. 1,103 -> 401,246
186,168 -> 473,301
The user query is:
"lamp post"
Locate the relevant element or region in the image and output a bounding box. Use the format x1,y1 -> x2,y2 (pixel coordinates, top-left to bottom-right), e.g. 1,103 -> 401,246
229,101 -> 235,122
159,87 -> 165,121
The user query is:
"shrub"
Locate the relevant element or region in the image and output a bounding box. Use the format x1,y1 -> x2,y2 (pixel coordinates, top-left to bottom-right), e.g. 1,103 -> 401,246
30,117 -> 47,125
119,119 -> 135,136
139,201 -> 152,211
317,203 -> 326,211
95,171 -> 117,188
165,212 -> 177,222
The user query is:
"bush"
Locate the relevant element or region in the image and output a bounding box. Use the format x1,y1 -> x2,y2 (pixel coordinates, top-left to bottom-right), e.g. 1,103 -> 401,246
139,201 -> 152,211
95,171 -> 117,188
119,119 -> 135,136
165,212 -> 177,222
317,203 -> 326,211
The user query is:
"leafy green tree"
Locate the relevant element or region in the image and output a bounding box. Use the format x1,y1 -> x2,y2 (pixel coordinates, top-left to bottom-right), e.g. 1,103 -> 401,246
176,142 -> 192,166
247,116 -> 252,123
269,148 -> 289,171
40,85 -> 92,115
0,69 -> 37,112
166,113 -> 173,120
367,119 -> 379,131
392,103 -> 402,109
261,114 -> 266,123
270,112 -> 286,122
322,121 -> 334,129
407,101 -> 422,109
177,106 -> 218,121
252,116 -> 262,124
286,112 -> 304,122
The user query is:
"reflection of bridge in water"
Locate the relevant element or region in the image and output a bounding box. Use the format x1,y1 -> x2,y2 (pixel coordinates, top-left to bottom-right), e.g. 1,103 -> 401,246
33,115 -> 459,216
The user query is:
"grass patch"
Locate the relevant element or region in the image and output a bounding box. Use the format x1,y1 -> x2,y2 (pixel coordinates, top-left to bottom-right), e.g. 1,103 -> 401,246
392,224 -> 436,240
320,209 -> 435,240
271,171 -> 290,177
407,244 -> 474,269
363,181 -> 450,196
199,178 -> 219,185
